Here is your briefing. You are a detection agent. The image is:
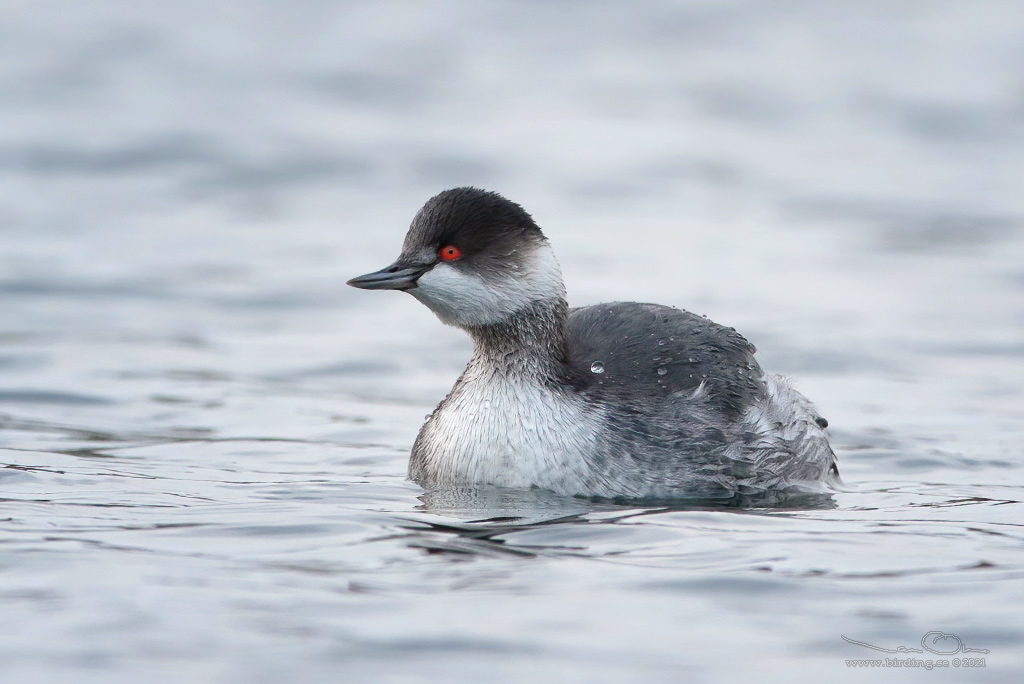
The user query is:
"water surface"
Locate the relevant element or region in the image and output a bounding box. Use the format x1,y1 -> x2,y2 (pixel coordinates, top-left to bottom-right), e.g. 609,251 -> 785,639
2,1 -> 1023,682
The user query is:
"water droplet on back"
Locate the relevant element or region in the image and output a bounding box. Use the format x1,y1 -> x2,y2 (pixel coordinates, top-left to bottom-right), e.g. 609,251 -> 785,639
590,361 -> 605,374
656,367 -> 668,376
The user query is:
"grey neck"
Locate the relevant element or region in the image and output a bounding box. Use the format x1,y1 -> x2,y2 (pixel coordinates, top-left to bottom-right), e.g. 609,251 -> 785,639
466,298 -> 569,378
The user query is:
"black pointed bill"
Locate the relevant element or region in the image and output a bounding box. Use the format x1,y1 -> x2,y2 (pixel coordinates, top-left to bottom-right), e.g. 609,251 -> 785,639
346,261 -> 432,291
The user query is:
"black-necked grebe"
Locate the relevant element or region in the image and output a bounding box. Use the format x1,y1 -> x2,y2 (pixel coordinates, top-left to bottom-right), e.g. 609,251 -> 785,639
348,187 -> 838,500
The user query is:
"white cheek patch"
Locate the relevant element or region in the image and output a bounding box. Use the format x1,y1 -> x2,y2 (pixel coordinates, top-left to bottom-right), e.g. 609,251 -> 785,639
412,265 -> 504,327
526,243 -> 565,302
410,243 -> 565,328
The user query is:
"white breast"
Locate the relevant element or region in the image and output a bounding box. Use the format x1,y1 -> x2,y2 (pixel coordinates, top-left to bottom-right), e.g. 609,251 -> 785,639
413,369 -> 603,492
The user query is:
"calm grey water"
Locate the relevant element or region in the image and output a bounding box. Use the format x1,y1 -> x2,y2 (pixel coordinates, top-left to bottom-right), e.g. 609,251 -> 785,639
2,1 -> 1023,682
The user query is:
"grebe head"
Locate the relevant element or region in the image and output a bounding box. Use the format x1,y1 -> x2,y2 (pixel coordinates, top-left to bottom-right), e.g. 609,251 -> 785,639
348,187 -> 565,329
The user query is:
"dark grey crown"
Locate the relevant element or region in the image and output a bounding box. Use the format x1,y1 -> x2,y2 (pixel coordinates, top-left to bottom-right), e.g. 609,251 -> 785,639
401,188 -> 547,273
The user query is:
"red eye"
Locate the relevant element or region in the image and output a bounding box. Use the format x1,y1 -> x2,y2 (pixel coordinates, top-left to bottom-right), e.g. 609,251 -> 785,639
438,245 -> 462,261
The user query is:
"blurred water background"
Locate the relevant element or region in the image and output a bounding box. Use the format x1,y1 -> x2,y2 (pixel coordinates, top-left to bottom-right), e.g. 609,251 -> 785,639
2,1 -> 1023,682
